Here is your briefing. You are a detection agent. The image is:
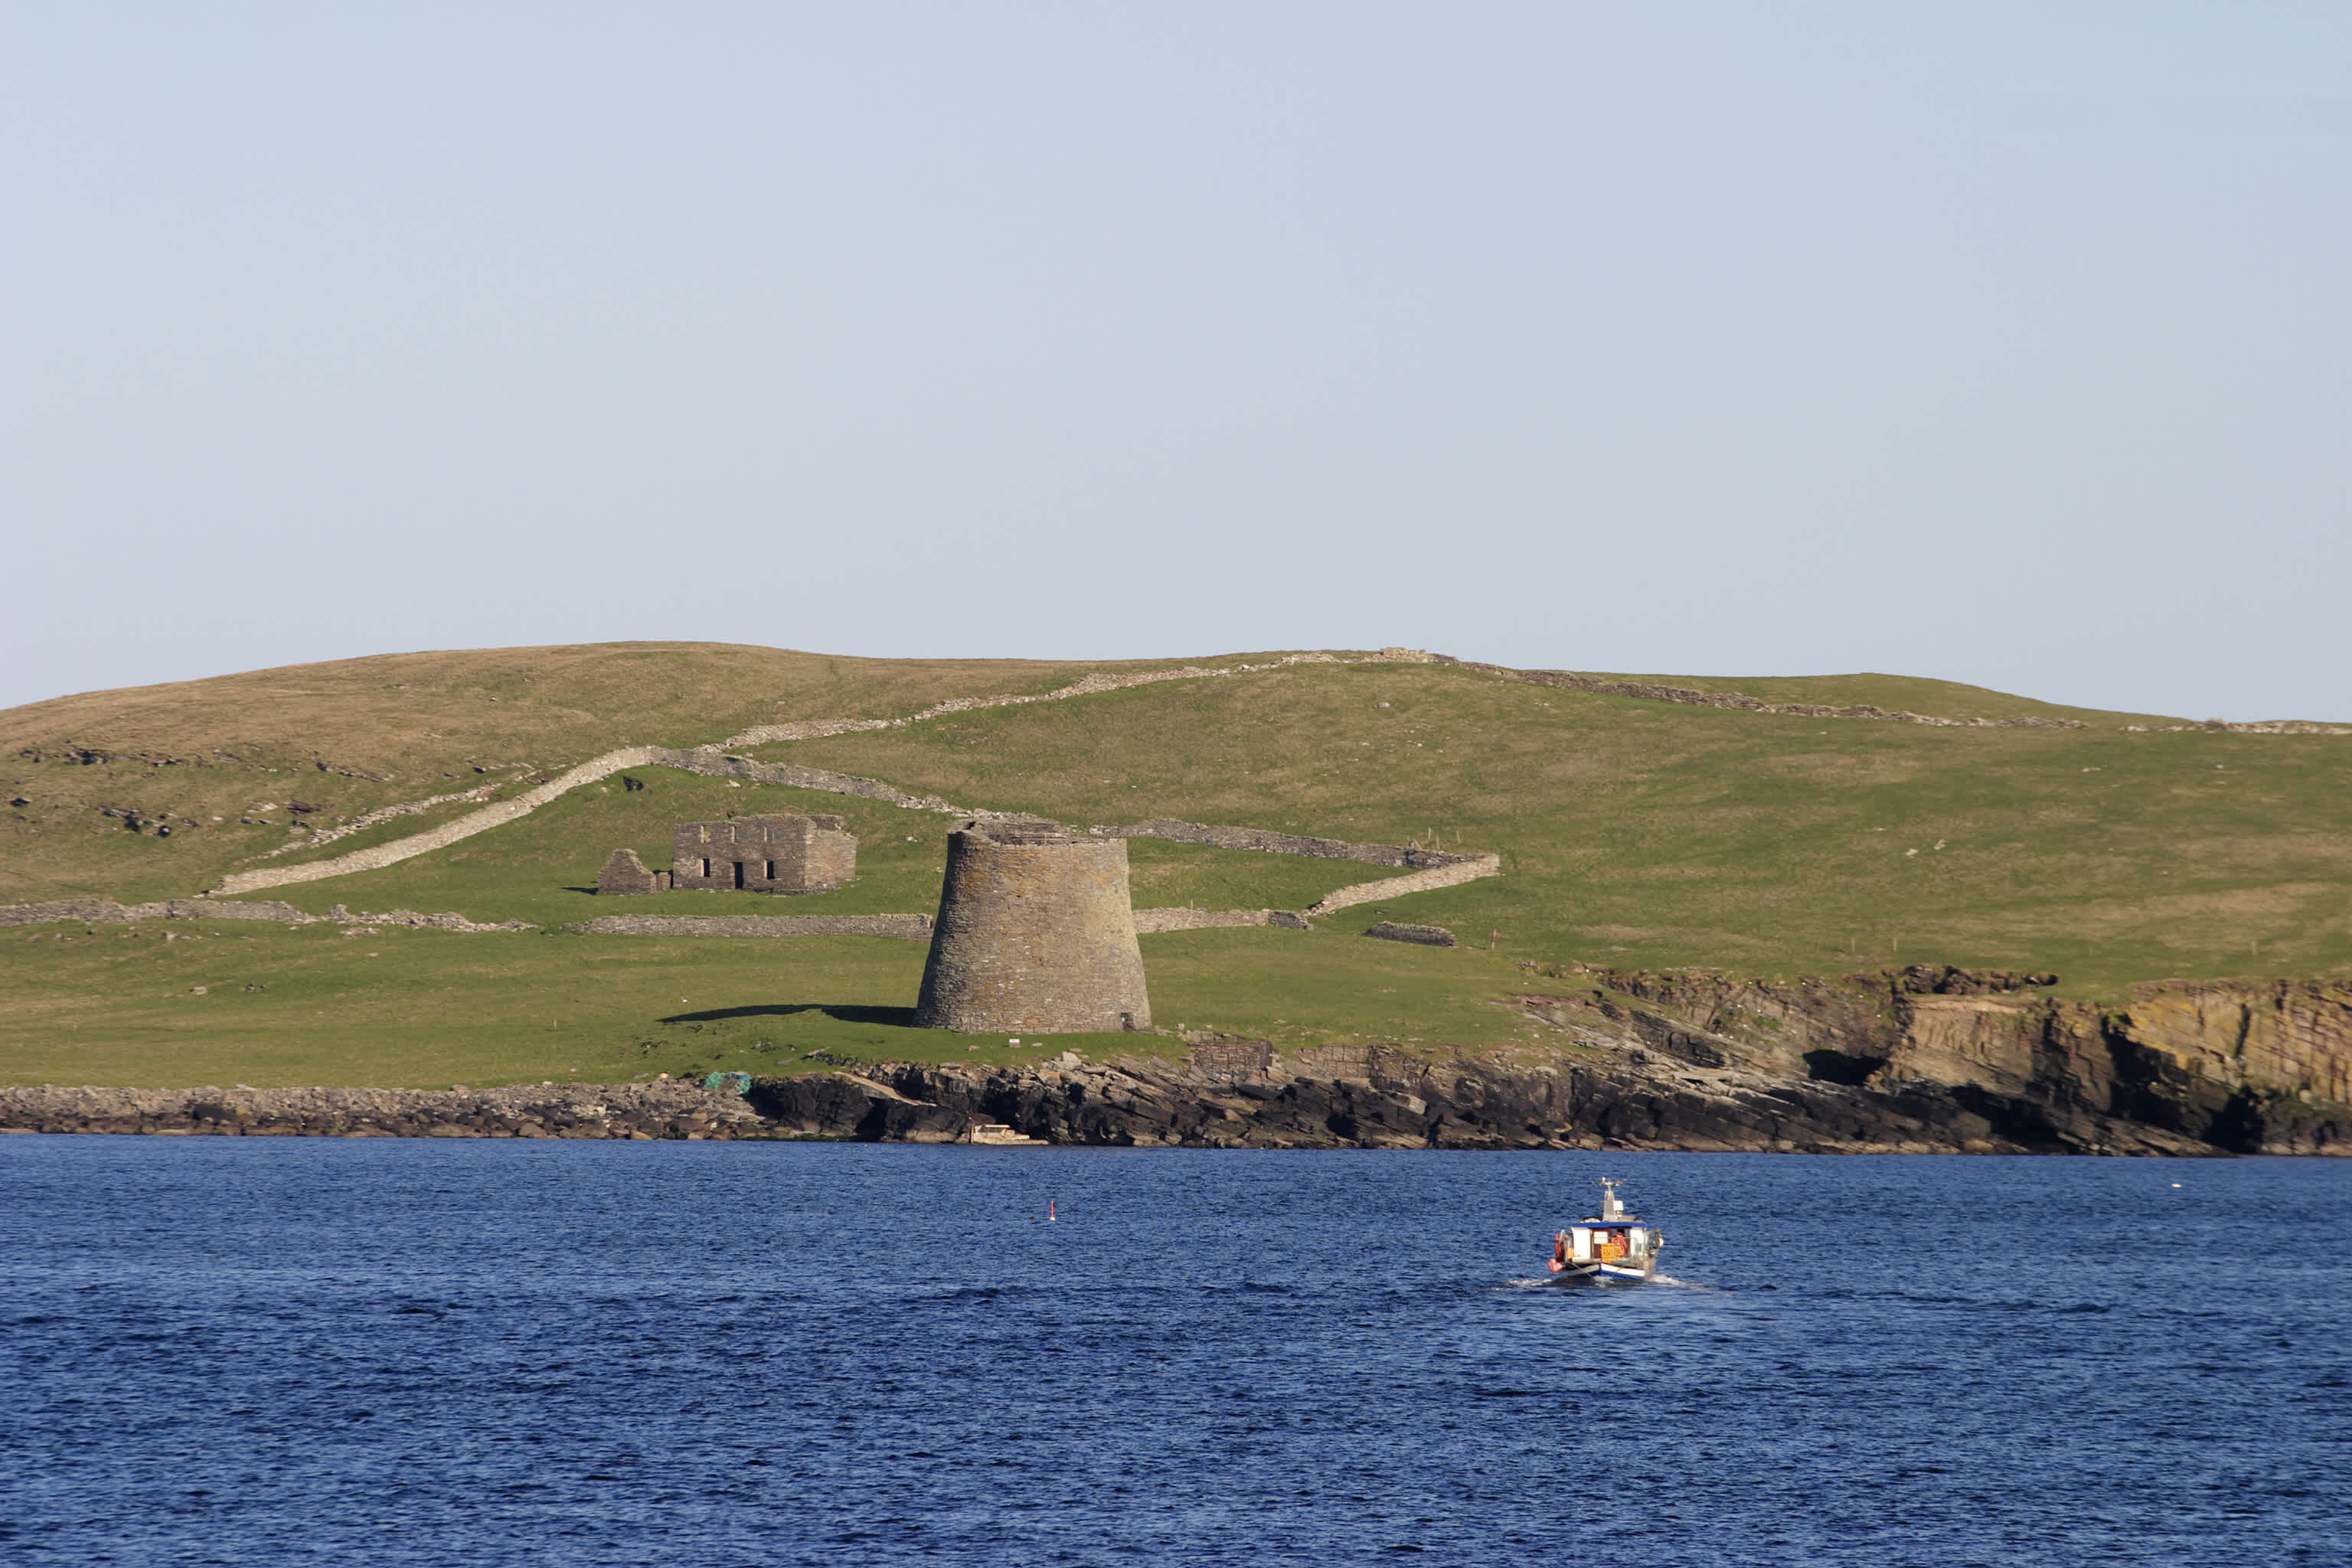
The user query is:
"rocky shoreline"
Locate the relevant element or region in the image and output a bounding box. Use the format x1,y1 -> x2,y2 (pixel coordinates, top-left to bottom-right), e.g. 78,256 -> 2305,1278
748,1045 -> 2338,1156
0,1081 -> 769,1140
8,968 -> 2346,1155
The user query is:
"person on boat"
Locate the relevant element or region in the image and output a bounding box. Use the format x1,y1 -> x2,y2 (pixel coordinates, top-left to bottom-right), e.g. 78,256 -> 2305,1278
1550,1231 -> 1569,1272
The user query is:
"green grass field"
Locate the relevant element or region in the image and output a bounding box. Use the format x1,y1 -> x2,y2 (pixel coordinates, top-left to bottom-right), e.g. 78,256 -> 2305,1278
5,645 -> 2347,1088
769,661 -> 2352,991
0,917 -> 1546,1089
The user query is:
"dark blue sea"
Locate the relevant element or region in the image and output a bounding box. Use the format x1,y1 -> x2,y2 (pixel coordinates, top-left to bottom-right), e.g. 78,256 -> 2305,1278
4,1140 -> 2347,1566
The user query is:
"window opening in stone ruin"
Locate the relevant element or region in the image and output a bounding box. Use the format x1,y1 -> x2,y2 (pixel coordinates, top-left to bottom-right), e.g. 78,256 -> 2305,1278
733,861 -> 746,890
764,861 -> 776,880
700,858 -> 711,879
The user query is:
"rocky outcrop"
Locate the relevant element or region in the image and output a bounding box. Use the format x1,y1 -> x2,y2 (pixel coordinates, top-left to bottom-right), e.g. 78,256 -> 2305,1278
0,1081 -> 767,1139
737,966 -> 2350,1155
1511,964 -> 2352,1155
742,1044 -> 2222,1155
1365,921 -> 1458,948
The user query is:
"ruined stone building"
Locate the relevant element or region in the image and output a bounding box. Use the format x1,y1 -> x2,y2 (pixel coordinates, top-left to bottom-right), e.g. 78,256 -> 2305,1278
913,817 -> 1151,1034
596,848 -> 665,894
595,814 -> 856,895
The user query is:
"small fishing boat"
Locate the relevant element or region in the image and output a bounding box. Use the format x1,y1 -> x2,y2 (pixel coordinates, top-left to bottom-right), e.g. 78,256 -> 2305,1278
1547,1178 -> 1663,1285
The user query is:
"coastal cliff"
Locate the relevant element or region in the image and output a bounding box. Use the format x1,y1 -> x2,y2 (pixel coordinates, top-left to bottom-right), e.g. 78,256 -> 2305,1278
7,971 -> 2344,1154
750,969 -> 2350,1156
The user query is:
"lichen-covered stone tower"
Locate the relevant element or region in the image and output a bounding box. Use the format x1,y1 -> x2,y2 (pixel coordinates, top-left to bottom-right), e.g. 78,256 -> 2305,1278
912,817 -> 1151,1034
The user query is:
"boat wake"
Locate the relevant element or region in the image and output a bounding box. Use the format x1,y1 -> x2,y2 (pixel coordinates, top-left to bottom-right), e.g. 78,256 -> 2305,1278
1497,1272 -> 1713,1292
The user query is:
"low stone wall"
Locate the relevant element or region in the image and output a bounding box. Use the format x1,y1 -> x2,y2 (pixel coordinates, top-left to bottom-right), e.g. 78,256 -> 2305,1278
1432,656 -> 2091,730
0,897 -> 530,933
1308,854 -> 1501,914
717,652 -> 1354,749
200,645 -> 2132,904
677,749 -> 965,812
570,908 -> 1311,939
250,780 -> 504,860
0,1081 -> 767,1139
205,745 -> 968,897
1095,818 -> 1481,869
1132,907 -> 1313,934
569,913 -> 933,939
211,745 -> 680,895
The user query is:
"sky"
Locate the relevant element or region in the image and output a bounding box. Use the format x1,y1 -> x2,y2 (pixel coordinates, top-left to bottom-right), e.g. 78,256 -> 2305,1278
4,2 -> 2347,720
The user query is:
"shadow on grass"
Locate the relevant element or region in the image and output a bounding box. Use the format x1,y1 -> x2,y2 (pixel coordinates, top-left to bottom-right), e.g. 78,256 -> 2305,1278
661,1002 -> 918,1027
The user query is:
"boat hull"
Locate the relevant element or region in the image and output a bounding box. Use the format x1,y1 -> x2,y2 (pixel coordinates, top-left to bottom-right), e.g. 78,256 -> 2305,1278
1545,1260 -> 1655,1286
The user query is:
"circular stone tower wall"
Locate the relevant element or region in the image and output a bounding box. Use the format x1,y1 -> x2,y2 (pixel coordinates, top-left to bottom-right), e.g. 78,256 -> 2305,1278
912,818 -> 1152,1034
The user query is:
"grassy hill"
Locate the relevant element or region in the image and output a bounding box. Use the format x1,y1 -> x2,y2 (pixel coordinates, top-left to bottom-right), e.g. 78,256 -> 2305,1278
5,643 -> 2347,1088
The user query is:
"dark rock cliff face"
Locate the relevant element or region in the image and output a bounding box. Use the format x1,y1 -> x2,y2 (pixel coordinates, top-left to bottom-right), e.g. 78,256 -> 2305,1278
748,969 -> 2352,1156
1534,965 -> 2352,1156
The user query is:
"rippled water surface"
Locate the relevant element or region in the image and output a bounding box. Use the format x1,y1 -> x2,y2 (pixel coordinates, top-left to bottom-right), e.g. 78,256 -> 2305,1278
4,1139 -> 2347,1565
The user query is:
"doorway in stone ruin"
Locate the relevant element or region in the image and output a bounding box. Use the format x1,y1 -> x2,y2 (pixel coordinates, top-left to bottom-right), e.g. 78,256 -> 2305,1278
732,861 -> 746,889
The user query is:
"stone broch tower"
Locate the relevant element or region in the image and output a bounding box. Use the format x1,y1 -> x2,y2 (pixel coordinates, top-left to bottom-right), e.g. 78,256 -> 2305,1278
913,817 -> 1152,1034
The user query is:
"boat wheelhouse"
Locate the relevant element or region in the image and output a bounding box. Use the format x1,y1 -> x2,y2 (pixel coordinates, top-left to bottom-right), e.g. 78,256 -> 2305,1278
1547,1177 -> 1663,1284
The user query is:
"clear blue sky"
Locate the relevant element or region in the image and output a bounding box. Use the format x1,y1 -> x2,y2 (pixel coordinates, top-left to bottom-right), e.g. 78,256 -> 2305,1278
5,3 -> 2347,718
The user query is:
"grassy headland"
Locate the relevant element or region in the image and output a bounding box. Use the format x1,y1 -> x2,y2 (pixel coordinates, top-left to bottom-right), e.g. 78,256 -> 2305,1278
5,644 -> 2346,1088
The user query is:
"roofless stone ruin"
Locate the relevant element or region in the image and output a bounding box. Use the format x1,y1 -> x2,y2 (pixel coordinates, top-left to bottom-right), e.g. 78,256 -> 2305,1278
913,816 -> 1151,1034
596,814 -> 855,895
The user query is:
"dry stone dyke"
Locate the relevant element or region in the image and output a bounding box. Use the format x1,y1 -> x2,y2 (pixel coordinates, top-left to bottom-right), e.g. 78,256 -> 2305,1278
210,745 -> 678,894
1429,655 -> 2092,729
1132,906 -> 1314,934
202,644 -> 2208,900
1308,854 -> 1501,914
716,651 -> 1355,749
1094,818 -> 1481,870
913,818 -> 1152,1034
250,779 -> 503,859
0,897 -> 529,932
570,913 -> 932,939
